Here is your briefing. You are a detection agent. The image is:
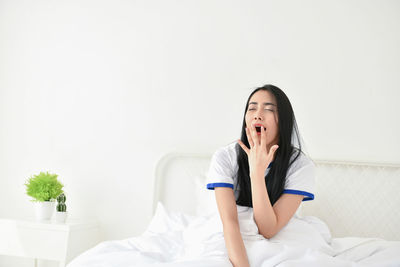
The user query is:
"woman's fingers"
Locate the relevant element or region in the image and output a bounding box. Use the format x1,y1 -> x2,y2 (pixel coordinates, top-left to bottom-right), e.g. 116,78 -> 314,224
245,127 -> 254,148
260,126 -> 267,149
249,126 -> 259,146
268,145 -> 279,158
237,139 -> 250,155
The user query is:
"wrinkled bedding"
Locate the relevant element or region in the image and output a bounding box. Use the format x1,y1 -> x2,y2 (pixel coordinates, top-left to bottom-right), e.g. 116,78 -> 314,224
68,203 -> 400,267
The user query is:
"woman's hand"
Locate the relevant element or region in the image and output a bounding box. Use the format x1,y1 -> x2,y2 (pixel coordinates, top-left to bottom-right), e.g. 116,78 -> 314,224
237,126 -> 279,179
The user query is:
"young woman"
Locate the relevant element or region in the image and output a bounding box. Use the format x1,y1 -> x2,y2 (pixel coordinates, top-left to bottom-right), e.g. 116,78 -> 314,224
206,84 -> 315,267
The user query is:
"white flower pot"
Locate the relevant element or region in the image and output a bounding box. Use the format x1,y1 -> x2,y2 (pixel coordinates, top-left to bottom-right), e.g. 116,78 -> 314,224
55,211 -> 68,223
34,201 -> 56,221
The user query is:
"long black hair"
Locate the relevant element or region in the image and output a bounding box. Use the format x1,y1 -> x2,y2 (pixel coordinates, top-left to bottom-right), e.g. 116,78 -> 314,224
235,84 -> 302,207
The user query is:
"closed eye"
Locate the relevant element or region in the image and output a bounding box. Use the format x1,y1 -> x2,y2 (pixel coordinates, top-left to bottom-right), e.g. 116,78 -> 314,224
248,108 -> 275,112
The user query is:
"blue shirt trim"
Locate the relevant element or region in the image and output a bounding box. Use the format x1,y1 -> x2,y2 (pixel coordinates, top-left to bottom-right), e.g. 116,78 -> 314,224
283,189 -> 314,201
207,183 -> 234,190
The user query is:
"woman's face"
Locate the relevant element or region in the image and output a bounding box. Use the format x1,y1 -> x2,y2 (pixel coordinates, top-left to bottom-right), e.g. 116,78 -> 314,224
245,90 -> 279,148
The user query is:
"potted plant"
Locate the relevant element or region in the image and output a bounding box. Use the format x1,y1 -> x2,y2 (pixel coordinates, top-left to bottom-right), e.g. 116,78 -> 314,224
25,171 -> 64,221
55,193 -> 67,223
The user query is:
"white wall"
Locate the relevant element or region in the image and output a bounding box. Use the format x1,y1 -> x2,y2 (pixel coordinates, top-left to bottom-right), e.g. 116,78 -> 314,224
1,0 -> 399,265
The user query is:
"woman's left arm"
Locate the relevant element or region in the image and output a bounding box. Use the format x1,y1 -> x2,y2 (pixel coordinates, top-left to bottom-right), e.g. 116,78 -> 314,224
250,174 -> 303,238
238,125 -> 304,239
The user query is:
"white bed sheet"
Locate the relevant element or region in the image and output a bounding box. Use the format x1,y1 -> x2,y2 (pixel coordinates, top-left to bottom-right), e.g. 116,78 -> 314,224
67,202 -> 400,267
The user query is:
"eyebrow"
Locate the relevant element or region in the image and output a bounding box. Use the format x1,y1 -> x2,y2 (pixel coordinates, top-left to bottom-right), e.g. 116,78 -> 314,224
249,102 -> 276,106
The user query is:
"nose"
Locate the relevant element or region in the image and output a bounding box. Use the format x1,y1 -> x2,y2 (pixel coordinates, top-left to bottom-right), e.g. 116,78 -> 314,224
254,111 -> 263,121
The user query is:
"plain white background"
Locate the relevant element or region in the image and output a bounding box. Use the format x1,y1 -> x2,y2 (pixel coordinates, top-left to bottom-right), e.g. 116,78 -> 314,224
1,0 -> 399,266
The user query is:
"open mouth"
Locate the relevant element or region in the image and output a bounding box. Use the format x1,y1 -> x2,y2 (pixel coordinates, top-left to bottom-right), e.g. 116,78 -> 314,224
255,126 -> 262,133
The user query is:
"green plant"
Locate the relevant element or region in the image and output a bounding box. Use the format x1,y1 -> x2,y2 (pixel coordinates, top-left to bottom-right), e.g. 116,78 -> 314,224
25,172 -> 64,202
56,193 -> 67,212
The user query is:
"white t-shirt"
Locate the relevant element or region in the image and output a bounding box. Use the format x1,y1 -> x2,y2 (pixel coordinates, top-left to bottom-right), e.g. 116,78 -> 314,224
206,141 -> 315,201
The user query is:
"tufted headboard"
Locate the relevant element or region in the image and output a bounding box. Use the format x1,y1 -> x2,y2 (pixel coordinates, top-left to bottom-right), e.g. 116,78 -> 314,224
153,153 -> 400,241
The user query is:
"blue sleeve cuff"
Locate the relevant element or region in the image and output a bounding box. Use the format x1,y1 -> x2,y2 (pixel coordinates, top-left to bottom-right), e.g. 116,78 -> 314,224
207,183 -> 234,190
283,189 -> 314,201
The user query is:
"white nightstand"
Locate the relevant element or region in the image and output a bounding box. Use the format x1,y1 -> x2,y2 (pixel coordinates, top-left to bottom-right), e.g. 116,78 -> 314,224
0,218 -> 100,267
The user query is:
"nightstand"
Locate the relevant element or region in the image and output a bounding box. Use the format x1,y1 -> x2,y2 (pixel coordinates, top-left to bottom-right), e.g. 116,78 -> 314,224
0,218 -> 100,267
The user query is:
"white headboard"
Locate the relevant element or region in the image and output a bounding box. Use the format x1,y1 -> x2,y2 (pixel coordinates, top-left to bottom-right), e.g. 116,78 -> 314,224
153,153 -> 400,241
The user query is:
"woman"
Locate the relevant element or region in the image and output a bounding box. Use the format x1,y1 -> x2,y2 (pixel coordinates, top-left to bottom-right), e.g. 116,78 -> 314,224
206,84 -> 315,267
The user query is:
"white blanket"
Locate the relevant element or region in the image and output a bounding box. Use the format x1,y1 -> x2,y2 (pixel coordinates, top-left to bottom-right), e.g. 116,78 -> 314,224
68,203 -> 400,267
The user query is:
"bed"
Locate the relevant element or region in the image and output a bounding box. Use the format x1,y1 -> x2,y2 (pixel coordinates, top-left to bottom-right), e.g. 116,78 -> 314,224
67,152 -> 400,267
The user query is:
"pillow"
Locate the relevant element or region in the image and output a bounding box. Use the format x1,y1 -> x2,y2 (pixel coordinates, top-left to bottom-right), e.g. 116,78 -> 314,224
300,215 -> 332,244
144,202 -> 194,235
194,172 -> 218,216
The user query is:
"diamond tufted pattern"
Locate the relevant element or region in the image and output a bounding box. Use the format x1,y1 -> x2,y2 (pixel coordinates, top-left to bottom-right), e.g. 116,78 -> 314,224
154,153 -> 400,241
299,161 -> 400,241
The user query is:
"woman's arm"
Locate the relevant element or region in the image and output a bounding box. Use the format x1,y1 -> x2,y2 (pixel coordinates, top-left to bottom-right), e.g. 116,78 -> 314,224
251,173 -> 303,238
238,125 -> 304,239
215,187 -> 250,267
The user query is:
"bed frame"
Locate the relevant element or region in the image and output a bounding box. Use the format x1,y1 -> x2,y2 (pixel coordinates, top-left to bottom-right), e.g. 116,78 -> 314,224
153,152 -> 400,241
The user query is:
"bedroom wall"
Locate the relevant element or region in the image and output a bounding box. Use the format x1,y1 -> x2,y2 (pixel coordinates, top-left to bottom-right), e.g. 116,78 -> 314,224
0,0 -> 399,266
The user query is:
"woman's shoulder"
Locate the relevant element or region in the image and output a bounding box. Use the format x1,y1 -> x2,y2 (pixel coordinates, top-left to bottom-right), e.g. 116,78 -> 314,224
211,141 -> 238,165
213,140 -> 238,156
288,149 -> 315,173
